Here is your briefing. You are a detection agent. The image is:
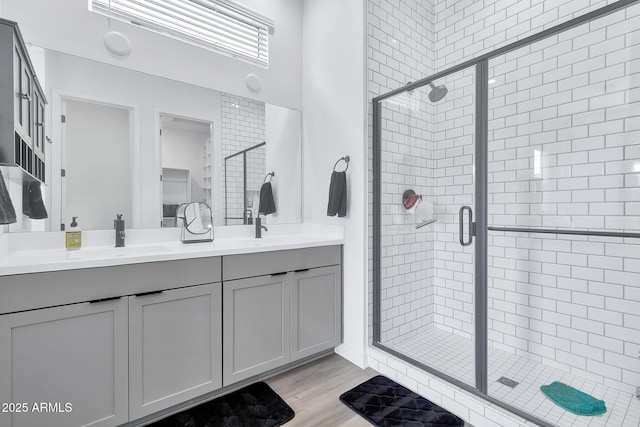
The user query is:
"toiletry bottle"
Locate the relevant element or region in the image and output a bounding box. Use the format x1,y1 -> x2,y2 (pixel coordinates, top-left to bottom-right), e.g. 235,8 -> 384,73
66,217 -> 82,250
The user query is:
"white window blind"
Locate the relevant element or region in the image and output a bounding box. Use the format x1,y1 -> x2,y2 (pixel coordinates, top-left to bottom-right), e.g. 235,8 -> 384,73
90,0 -> 272,66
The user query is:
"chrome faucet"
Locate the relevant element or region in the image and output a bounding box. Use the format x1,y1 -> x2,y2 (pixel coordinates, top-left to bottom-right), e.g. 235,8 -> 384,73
255,216 -> 268,238
114,214 -> 126,247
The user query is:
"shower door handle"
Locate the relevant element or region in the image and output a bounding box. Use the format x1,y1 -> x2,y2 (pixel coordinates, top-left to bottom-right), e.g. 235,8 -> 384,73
459,206 -> 474,246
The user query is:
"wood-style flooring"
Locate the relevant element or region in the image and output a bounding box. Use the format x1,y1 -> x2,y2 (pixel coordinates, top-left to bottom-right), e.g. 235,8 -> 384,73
265,353 -> 378,426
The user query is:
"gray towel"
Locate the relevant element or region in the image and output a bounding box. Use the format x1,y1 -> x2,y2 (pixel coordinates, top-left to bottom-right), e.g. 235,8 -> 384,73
259,182 -> 276,215
327,171 -> 347,217
0,170 -> 17,224
23,181 -> 48,219
163,204 -> 179,218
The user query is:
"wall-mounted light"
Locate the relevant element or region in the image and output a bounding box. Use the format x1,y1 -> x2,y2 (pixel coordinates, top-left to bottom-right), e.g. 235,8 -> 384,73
104,31 -> 132,56
245,73 -> 262,93
103,0 -> 132,56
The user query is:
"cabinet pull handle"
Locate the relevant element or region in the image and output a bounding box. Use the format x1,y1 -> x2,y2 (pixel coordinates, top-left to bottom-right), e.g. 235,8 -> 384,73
89,296 -> 122,304
21,93 -> 31,101
134,290 -> 164,297
294,268 -> 310,273
271,272 -> 287,276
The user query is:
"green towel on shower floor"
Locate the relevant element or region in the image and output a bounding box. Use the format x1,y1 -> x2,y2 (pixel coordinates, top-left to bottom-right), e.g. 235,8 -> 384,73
540,382 -> 606,416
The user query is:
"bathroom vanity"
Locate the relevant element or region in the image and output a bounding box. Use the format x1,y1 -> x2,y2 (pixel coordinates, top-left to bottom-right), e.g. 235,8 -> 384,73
0,235 -> 342,427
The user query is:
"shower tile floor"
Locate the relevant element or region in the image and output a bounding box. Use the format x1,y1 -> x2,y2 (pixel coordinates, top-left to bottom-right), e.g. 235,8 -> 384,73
390,328 -> 640,427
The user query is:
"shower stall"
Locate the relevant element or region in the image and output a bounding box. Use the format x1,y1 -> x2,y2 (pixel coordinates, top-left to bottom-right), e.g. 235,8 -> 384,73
372,2 -> 640,426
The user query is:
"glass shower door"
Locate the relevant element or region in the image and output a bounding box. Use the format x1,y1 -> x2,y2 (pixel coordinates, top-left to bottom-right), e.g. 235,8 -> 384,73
375,65 -> 478,387
485,5 -> 640,426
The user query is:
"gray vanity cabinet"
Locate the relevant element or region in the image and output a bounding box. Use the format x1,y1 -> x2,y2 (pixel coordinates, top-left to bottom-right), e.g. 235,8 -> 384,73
0,257 -> 223,426
222,246 -> 342,386
290,265 -> 341,361
0,249 -> 340,425
222,274 -> 291,385
128,283 -> 222,420
0,298 -> 129,427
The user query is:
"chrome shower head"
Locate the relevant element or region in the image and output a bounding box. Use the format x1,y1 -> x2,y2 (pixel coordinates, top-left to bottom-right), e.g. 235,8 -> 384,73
428,82 -> 448,102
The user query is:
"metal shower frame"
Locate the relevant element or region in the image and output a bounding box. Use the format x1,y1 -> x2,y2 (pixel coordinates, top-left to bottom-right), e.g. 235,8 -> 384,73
223,141 -> 266,225
372,1 -> 640,426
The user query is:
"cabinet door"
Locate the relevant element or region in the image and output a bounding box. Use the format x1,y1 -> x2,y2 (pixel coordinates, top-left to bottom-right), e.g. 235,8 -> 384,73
34,91 -> 45,156
128,283 -> 222,420
20,61 -> 32,142
222,274 -> 290,386
0,298 -> 128,427
13,44 -> 22,128
291,266 -> 342,361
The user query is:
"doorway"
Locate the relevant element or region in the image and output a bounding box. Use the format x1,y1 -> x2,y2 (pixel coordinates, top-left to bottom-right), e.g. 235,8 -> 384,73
159,114 -> 212,227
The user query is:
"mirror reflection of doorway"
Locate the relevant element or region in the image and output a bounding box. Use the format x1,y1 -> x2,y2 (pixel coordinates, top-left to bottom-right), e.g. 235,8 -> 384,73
160,115 -> 212,228
62,98 -> 132,230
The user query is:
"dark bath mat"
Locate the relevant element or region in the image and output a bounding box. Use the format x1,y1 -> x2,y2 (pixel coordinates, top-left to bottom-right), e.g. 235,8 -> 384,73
340,375 -> 465,426
150,381 -> 294,427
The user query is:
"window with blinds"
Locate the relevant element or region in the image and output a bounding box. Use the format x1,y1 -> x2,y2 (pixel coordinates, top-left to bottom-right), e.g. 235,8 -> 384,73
90,0 -> 272,67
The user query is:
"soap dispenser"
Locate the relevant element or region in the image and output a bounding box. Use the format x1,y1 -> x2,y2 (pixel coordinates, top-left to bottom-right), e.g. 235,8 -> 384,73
66,217 -> 82,250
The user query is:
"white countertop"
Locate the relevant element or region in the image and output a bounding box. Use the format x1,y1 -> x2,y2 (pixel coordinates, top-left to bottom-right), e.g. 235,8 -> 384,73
0,224 -> 344,276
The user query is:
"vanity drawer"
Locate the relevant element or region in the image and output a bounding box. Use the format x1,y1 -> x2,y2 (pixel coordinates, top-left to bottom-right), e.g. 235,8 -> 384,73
0,257 -> 222,315
222,246 -> 341,281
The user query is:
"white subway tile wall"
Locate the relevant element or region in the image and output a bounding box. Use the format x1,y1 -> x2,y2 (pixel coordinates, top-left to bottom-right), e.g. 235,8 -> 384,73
432,0 -> 616,72
487,3 -> 640,396
221,94 -> 265,224
488,233 -> 640,395
378,86 -> 436,345
431,67 -> 476,340
368,0 -> 640,426
369,0 -> 436,345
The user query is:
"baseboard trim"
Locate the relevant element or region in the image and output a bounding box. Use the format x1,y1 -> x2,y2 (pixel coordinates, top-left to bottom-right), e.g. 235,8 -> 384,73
335,343 -> 367,369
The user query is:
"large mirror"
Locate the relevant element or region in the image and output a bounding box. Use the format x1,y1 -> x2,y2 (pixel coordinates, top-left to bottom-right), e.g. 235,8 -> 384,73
6,47 -> 301,232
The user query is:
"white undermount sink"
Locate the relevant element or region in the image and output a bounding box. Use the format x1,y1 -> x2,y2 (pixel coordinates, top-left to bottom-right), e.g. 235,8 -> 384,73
64,244 -> 172,260
216,235 -> 295,248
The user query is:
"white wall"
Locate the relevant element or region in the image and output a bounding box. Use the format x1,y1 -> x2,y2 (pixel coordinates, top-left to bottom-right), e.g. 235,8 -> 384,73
302,0 -> 367,367
0,0 -> 302,110
266,104 -> 301,224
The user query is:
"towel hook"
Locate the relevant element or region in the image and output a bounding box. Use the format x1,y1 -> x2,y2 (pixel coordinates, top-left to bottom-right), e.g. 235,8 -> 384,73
333,155 -> 350,172
263,171 -> 275,184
